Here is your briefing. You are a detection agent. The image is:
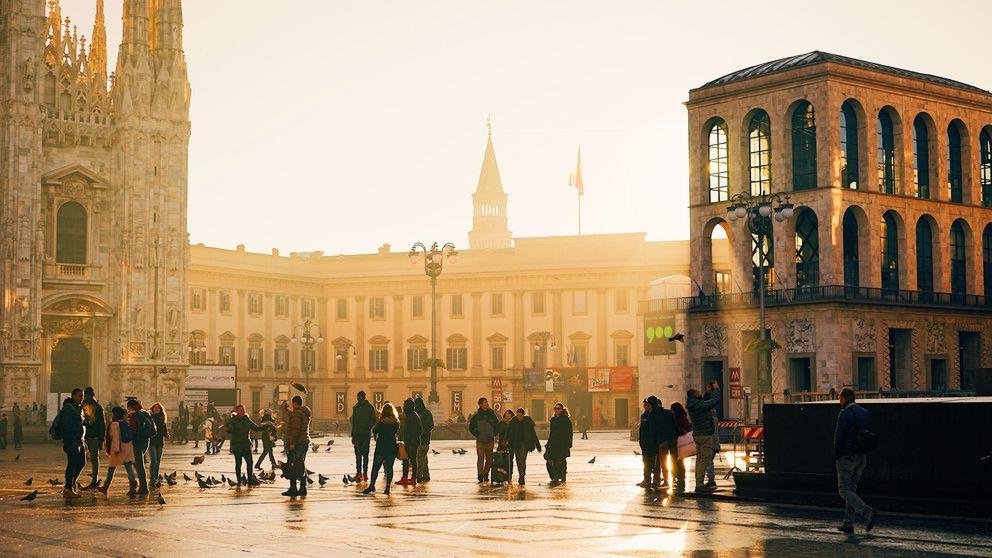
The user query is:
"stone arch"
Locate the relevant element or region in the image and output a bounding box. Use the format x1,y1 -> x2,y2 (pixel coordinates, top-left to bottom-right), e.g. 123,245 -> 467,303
699,216 -> 734,296
840,98 -> 867,189
949,218 -> 973,295
881,209 -> 907,290
915,214 -> 943,293
912,112 -> 939,198
742,108 -> 772,195
702,116 -> 730,203
877,105 -> 903,194
793,206 -> 820,287
947,118 -> 971,203
842,205 -> 871,287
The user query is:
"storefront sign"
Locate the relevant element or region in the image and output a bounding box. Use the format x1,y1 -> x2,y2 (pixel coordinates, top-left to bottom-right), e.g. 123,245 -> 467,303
643,314 -> 677,356
335,392 -> 346,415
524,370 -> 544,392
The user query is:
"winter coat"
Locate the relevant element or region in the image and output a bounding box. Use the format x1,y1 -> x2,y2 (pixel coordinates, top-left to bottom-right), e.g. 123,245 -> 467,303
496,419 -> 513,451
372,417 -> 400,455
507,416 -> 541,453
228,414 -> 267,452
82,397 -> 106,440
652,404 -> 677,445
469,408 -> 499,443
400,410 -> 423,448
0,416 -> 6,435
834,402 -> 872,459
105,420 -> 135,467
350,399 -> 377,439
686,388 -> 721,436
259,416 -> 277,447
149,412 -> 169,448
128,409 -> 155,452
546,413 -> 573,459
638,410 -> 658,453
414,399 -> 434,444
59,398 -> 86,447
285,406 -> 312,447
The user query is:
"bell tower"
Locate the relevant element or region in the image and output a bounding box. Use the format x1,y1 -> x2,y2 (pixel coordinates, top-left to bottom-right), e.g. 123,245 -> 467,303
468,118 -> 512,250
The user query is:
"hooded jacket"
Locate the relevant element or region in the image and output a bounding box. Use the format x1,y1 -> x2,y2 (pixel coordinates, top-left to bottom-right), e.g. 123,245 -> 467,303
686,388 -> 721,437
82,396 -> 106,440
228,414 -> 267,452
60,398 -> 86,446
413,398 -> 434,444
546,411 -> 573,459
372,417 -> 399,454
350,399 -> 377,439
400,400 -> 423,447
507,415 -> 541,452
286,405 -> 312,446
469,407 -> 499,443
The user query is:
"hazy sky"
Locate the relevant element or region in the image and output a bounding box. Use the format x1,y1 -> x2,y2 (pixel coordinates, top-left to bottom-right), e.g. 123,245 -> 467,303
62,0 -> 992,255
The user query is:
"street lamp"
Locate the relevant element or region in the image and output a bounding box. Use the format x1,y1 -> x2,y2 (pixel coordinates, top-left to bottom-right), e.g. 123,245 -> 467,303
335,342 -> 357,418
409,241 -> 458,405
725,191 -> 794,392
187,335 -> 207,364
291,320 -> 324,411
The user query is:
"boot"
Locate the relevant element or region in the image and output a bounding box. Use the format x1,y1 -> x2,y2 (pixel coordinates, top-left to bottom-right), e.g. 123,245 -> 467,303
297,483 -> 307,497
362,485 -> 375,495
282,480 -> 299,497
96,484 -> 109,496
127,481 -> 137,497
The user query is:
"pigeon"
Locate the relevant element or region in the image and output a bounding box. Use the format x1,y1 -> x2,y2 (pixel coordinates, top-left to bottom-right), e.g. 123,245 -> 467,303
652,497 -> 659,503
183,473 -> 192,482
221,475 -> 227,483
306,476 -> 314,485
227,478 -> 237,487
20,490 -> 38,502
306,469 -> 315,476
47,479 -> 62,486
633,450 -> 641,456
169,471 -> 178,480
588,457 -> 596,464
197,478 -> 211,489
342,475 -> 349,485
191,455 -> 204,465
324,447 -> 332,453
291,382 -> 307,394
195,472 -> 204,480
668,333 -> 686,343
431,449 -> 440,455
166,476 -> 178,487
318,474 -> 329,486
347,475 -> 356,483
157,494 -> 167,505
326,440 -> 334,446
14,455 -> 20,461
24,477 -> 32,486
311,443 -> 319,452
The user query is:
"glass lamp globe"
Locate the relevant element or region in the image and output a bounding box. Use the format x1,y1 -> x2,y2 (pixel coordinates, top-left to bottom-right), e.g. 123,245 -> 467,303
758,203 -> 772,218
735,206 -> 747,219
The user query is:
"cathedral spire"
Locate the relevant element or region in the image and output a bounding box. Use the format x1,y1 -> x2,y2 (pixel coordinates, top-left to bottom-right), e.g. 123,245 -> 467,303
89,0 -> 109,89
120,0 -> 151,60
469,118 -> 512,250
151,0 -> 184,54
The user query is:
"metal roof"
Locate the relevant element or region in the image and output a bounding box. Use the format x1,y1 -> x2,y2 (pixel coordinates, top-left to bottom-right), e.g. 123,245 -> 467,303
701,51 -> 990,94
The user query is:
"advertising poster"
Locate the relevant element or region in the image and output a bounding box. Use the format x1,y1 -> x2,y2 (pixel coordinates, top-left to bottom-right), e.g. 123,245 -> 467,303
563,369 -> 588,394
610,367 -> 635,392
524,370 -> 544,392
587,368 -> 610,392
643,314 -> 678,355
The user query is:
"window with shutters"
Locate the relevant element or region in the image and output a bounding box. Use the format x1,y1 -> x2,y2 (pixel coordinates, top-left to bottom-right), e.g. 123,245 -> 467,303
301,297 -> 316,320
248,293 -> 262,315
190,288 -> 205,311
274,296 -> 289,318
219,291 -> 231,313
532,292 -> 545,315
411,295 -> 424,319
615,342 -> 630,366
336,298 -> 348,321
370,346 -> 389,371
450,294 -> 463,318
274,347 -> 289,372
369,297 -> 385,320
571,345 -> 588,367
219,346 -> 234,365
491,293 -> 504,316
301,349 -> 315,372
248,347 -> 263,372
407,346 -> 428,371
446,347 -> 468,370
490,345 -> 505,371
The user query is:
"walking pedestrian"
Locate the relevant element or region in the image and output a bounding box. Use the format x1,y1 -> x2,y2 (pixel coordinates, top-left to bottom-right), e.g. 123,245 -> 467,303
81,387 -> 106,490
579,414 -> 590,440
507,407 -> 541,485
493,409 -> 515,485
834,387 -> 878,534
670,401 -> 691,495
97,407 -> 138,497
362,402 -> 399,495
125,399 -> 156,496
228,404 -> 265,486
637,397 -> 660,488
0,412 -> 7,449
12,407 -> 23,449
282,396 -> 311,497
396,398 -> 422,486
351,391 -> 376,482
686,382 -> 721,493
58,388 -> 87,498
414,397 -> 434,483
148,403 -> 168,488
545,402 -> 573,483
469,397 -> 499,483
255,409 -> 278,470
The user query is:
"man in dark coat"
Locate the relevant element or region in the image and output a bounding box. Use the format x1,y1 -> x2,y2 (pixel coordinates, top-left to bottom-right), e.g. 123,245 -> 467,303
834,388 -> 877,533
686,382 -> 721,493
507,407 -> 541,485
545,402 -> 573,483
59,389 -> 87,498
652,396 -> 678,489
81,387 -> 106,489
413,397 -> 434,483
350,391 -> 377,481
399,398 -> 423,485
283,396 -> 312,497
637,397 -> 660,488
469,397 -> 500,483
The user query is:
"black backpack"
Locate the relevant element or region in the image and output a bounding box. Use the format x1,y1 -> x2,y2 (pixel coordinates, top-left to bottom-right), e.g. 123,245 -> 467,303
136,411 -> 157,441
49,408 -> 64,440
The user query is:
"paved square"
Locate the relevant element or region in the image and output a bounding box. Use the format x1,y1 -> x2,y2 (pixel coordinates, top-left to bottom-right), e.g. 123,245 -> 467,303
0,432 -> 988,557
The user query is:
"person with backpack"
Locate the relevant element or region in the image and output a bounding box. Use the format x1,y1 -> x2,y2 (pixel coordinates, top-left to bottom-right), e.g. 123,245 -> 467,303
126,399 -> 156,496
55,388 -> 87,498
834,387 -> 878,534
148,403 -> 169,489
81,387 -> 106,490
469,397 -> 499,483
350,391 -> 376,482
97,407 -> 138,497
396,398 -> 422,486
413,397 -> 434,483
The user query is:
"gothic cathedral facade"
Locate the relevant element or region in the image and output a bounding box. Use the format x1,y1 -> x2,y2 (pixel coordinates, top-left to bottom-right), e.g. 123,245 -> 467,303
0,0 -> 191,409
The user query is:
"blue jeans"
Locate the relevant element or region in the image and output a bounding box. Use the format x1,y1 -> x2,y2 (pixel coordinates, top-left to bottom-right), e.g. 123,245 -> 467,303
133,445 -> 148,490
63,442 -> 86,488
148,446 -> 163,484
288,445 -> 309,479
233,449 -> 253,482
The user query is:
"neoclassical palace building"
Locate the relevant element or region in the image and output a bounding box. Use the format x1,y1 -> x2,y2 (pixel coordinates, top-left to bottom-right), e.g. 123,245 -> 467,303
1,1 -> 191,410
642,52 -> 992,420
188,129 -> 725,426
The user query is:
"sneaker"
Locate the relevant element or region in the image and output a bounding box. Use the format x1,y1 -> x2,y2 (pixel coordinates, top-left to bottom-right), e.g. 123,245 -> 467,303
362,486 -> 375,495
865,509 -> 877,533
837,523 -> 854,534
298,487 -> 307,497
63,489 -> 81,499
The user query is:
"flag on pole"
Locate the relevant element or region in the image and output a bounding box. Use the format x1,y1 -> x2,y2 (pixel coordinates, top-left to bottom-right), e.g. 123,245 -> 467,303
568,147 -> 584,196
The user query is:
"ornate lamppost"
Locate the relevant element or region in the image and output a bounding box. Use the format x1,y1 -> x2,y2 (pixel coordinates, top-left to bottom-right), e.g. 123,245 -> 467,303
725,191 -> 794,392
533,331 -> 557,368
291,320 -> 323,410
187,334 -> 207,364
408,242 -> 458,405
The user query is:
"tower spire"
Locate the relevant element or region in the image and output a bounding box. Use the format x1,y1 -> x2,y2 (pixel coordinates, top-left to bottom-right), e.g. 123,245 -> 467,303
469,119 -> 512,250
89,0 -> 108,89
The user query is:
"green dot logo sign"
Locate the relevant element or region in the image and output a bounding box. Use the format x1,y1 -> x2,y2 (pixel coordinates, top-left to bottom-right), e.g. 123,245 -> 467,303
643,314 -> 677,356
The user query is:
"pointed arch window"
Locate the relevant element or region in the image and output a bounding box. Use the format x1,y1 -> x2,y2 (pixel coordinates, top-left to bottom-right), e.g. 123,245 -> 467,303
983,225 -> 992,299
950,221 -> 967,295
794,210 -> 819,287
56,202 -> 87,264
948,124 -> 964,203
980,129 -> 991,208
881,212 -> 899,291
916,219 -> 934,293
913,117 -> 931,199
707,120 -> 729,202
877,111 -> 896,194
791,102 -> 817,191
748,110 -> 772,196
840,102 -> 859,189
843,210 -> 860,287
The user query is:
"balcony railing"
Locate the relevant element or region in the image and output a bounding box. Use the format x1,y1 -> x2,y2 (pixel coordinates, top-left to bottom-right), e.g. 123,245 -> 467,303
43,262 -> 100,283
638,284 -> 992,314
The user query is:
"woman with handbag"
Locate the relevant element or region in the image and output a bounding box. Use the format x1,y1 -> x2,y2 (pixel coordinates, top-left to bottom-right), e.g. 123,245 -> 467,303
363,402 -> 399,495
671,402 -> 693,495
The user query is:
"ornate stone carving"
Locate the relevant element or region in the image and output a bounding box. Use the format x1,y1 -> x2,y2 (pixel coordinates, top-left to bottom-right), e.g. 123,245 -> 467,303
786,319 -> 814,353
48,299 -> 97,314
129,342 -> 145,358
21,57 -> 35,93
0,328 -> 10,358
926,321 -> 946,354
853,318 -> 876,352
702,324 -> 727,357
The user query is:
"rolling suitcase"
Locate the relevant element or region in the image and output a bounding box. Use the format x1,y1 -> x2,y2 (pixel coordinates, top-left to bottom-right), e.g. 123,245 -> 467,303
492,450 -> 512,483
